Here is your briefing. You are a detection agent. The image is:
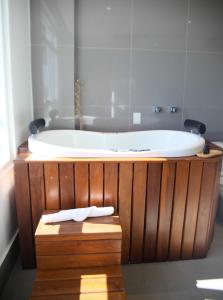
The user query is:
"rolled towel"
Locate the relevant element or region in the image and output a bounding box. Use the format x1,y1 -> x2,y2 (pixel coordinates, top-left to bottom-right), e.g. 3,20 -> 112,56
41,206 -> 114,224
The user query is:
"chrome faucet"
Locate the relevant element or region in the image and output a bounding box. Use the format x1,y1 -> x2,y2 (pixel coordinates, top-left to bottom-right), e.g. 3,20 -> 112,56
153,106 -> 162,113
169,106 -> 177,113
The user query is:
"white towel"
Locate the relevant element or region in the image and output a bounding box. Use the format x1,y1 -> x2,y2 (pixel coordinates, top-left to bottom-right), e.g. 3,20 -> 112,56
41,206 -> 114,224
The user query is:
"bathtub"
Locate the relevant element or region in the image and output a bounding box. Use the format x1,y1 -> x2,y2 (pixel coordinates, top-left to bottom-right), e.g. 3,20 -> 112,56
17,130 -> 222,267
28,129 -> 205,158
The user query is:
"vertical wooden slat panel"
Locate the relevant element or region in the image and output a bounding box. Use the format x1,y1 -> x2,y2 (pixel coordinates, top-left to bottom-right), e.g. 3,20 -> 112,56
29,163 -> 45,232
104,163 -> 118,211
89,163 -> 104,207
75,163 -> 89,208
157,162 -> 176,261
207,158 -> 221,245
130,162 -> 147,263
193,161 -> 217,258
44,163 -> 60,210
59,163 -> 74,209
182,161 -> 203,259
119,162 -> 133,264
144,163 -> 162,262
14,161 -> 35,268
169,161 -> 190,260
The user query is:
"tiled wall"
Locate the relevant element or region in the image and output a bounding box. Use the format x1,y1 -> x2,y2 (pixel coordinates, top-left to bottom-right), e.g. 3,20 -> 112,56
31,0 -> 75,128
31,0 -> 223,139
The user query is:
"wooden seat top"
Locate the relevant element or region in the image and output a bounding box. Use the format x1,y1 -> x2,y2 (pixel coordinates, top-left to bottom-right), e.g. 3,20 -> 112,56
35,213 -> 122,241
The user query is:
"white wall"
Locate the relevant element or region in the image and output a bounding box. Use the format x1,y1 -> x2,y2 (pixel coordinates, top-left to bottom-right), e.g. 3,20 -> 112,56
0,0 -> 33,266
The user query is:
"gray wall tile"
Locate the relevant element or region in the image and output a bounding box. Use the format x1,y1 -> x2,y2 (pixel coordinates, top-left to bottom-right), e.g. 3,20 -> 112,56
132,0 -> 188,50
82,105 -> 129,132
185,53 -> 223,108
76,0 -> 131,48
34,105 -> 75,129
31,0 -> 223,139
131,50 -> 185,106
188,0 -> 223,52
183,107 -> 223,140
32,45 -> 74,107
31,0 -> 74,46
78,48 -> 130,106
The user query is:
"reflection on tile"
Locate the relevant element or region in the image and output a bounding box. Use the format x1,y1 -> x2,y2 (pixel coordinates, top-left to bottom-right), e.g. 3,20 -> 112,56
31,0 -> 74,45
183,107 -> 223,140
132,0 -> 187,50
131,50 -> 185,106
34,105 -> 75,129
188,0 -> 223,52
130,106 -> 182,131
76,0 -> 131,48
185,53 -> 223,107
82,105 -> 129,132
32,45 -> 74,107
78,48 -> 130,106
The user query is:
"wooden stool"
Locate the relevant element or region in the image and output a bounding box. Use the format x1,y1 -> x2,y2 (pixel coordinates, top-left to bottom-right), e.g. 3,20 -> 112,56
30,266 -> 126,299
30,213 -> 127,299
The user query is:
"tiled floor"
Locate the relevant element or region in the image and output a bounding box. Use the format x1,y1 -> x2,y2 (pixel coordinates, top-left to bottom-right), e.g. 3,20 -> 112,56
1,222 -> 223,300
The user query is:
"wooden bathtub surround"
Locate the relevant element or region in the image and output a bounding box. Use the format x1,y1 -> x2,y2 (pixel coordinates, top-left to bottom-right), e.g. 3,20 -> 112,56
14,149 -> 222,268
30,215 -> 126,299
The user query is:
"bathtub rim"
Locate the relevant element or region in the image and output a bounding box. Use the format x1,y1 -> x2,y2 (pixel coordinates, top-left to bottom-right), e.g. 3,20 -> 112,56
27,129 -> 206,159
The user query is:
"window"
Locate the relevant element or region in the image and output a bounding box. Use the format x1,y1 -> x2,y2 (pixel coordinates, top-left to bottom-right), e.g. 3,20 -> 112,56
0,0 -> 11,167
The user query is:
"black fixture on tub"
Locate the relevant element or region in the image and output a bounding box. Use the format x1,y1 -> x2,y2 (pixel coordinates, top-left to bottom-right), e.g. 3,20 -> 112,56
184,119 -> 206,135
29,118 -> 46,134
184,119 -> 209,155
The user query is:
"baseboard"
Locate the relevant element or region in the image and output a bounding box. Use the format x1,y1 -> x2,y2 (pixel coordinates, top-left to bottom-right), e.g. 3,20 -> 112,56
0,233 -> 19,295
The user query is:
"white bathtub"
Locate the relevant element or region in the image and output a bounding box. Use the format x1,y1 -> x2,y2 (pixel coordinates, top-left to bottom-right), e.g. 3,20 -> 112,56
28,130 -> 205,158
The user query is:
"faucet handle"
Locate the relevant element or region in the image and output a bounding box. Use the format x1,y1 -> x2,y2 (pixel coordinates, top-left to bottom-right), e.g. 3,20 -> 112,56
153,106 -> 162,113
169,106 -> 177,113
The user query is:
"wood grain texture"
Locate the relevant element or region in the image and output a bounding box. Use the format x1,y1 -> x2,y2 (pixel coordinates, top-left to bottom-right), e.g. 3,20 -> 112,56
29,163 -> 45,232
193,161 -> 217,258
75,163 -> 89,208
144,163 -> 162,262
89,163 -> 103,206
44,163 -> 60,210
15,154 -> 222,268
32,265 -> 126,299
36,215 -> 122,241
169,161 -> 190,260
16,146 -> 222,163
14,161 -> 35,268
36,253 -> 121,269
36,240 -> 121,256
207,159 -> 221,245
36,266 -> 123,281
181,161 -> 203,259
59,163 -> 74,209
104,163 -> 118,210
118,163 -> 133,263
31,276 -> 124,295
157,162 -> 176,261
130,163 -> 147,263
30,292 -> 127,300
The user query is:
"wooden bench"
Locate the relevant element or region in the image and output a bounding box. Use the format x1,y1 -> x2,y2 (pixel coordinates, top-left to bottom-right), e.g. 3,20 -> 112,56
30,213 -> 127,299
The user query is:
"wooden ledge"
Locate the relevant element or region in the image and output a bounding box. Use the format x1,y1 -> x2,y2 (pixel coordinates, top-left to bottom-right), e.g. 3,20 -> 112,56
35,214 -> 122,241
